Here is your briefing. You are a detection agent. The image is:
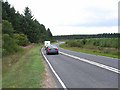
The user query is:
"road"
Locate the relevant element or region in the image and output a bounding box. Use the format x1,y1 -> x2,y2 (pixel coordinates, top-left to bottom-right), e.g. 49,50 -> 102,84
41,45 -> 119,88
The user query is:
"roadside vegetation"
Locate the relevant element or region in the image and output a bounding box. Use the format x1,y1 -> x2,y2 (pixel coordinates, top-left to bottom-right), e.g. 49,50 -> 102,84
2,1 -> 55,56
2,1 -> 53,88
2,0 -> 119,88
60,38 -> 119,59
3,45 -> 45,88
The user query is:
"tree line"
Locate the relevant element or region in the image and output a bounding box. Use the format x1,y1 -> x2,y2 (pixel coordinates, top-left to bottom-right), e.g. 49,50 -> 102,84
2,1 -> 53,56
54,33 -> 120,40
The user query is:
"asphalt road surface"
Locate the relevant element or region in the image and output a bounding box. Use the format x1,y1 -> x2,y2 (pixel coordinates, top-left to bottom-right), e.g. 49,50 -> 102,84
41,45 -> 119,88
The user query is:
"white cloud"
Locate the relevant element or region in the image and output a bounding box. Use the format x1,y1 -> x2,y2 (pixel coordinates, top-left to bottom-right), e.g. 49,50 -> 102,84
5,0 -> 119,35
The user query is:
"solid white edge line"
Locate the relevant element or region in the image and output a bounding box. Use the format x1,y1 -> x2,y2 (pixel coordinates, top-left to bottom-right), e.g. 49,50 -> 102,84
41,48 -> 67,89
59,51 -> 120,74
59,47 -> 119,60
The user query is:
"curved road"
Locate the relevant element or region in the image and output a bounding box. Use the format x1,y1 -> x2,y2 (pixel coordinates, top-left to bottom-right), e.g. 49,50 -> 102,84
41,45 -> 119,88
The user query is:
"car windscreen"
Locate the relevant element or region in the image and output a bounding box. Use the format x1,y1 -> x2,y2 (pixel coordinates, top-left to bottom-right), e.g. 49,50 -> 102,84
48,45 -> 57,48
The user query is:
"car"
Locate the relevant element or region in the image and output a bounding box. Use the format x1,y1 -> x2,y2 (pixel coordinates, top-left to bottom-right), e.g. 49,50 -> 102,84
46,45 -> 59,55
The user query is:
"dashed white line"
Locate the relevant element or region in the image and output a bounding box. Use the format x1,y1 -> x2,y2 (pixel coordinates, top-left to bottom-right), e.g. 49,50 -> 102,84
41,48 -> 67,89
59,51 -> 120,74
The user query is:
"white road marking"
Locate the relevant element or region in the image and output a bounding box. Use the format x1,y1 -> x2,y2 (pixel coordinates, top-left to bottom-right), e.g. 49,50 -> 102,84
41,48 -> 67,89
59,48 -> 119,60
60,51 -> 120,74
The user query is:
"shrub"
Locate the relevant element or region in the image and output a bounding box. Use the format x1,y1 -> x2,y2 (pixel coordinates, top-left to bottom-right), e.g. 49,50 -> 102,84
2,34 -> 20,56
2,20 -> 21,56
65,40 -> 83,47
65,38 -> 119,49
82,39 -> 87,45
13,34 -> 30,46
2,20 -> 14,36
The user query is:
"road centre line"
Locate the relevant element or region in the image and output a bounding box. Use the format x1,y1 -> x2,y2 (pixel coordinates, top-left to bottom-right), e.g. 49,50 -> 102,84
59,51 -> 120,74
41,48 -> 67,89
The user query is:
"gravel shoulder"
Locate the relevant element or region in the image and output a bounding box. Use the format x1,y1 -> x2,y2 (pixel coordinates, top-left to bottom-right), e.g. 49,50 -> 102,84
42,59 -> 58,88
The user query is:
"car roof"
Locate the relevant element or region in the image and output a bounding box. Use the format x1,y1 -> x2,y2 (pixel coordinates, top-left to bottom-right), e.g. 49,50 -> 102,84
48,45 -> 57,48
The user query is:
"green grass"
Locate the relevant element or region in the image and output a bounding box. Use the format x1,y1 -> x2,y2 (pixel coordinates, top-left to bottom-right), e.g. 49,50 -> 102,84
2,44 -> 45,88
60,44 -> 119,59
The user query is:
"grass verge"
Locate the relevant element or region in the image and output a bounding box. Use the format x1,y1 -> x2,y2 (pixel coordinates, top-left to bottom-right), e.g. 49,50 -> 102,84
60,44 -> 119,59
2,44 -> 45,88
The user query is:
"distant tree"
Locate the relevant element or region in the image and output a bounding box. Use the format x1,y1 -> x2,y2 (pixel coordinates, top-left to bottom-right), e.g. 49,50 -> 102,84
47,28 -> 53,37
24,7 -> 34,20
2,1 -> 10,20
23,7 -> 49,43
2,1 -> 16,25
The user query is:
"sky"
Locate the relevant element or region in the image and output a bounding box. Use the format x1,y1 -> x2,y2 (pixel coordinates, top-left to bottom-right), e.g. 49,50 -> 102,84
5,0 -> 119,36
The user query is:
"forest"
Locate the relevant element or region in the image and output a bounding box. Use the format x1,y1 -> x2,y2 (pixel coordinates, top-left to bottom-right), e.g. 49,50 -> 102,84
2,1 -> 53,56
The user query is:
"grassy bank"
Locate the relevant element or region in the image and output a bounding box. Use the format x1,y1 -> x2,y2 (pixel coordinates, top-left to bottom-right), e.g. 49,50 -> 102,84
2,44 -> 45,88
60,38 -> 119,59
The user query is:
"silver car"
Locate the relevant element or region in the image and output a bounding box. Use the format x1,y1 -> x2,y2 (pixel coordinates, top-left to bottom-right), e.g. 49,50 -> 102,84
46,45 -> 59,55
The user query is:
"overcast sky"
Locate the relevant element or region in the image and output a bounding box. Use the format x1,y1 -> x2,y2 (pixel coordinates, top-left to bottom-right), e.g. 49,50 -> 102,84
5,0 -> 119,36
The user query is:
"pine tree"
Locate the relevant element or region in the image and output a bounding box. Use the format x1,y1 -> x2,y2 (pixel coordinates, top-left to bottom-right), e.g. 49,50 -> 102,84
47,28 -> 53,37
